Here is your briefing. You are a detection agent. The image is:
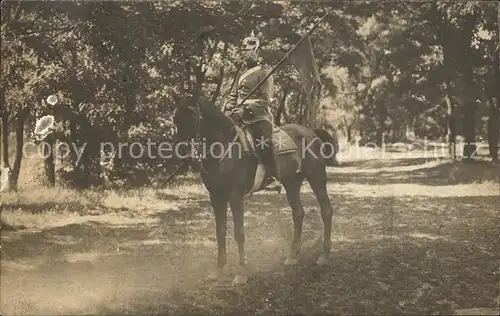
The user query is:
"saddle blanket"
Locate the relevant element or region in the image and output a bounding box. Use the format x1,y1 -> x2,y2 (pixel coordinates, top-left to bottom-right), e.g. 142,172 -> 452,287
271,127 -> 297,155
219,125 -> 298,174
239,127 -> 297,155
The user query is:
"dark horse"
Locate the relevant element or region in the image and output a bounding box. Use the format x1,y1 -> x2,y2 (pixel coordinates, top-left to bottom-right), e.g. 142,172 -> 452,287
172,92 -> 338,285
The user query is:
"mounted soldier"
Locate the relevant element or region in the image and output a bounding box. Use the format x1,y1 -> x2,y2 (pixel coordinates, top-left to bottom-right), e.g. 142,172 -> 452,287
223,30 -> 280,190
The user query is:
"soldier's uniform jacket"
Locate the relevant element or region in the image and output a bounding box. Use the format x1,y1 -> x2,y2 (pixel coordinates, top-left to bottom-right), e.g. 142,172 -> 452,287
225,63 -> 274,124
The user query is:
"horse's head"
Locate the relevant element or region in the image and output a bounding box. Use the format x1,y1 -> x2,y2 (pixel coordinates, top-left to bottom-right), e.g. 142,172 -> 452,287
172,93 -> 201,138
171,92 -> 203,159
171,90 -> 237,162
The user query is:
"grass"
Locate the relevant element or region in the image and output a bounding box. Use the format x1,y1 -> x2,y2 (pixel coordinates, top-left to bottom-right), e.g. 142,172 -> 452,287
1,149 -> 499,315
1,181 -> 208,229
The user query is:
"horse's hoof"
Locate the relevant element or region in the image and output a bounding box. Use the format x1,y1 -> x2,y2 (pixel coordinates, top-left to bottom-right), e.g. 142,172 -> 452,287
284,257 -> 299,266
232,274 -> 248,285
316,255 -> 329,266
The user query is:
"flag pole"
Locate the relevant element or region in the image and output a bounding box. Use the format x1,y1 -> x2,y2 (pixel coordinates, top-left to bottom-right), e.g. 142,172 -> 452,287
235,11 -> 328,107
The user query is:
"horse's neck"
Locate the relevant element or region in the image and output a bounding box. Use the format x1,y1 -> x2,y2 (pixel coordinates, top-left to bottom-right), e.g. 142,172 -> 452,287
199,99 -> 237,143
202,125 -> 235,147
199,102 -> 238,160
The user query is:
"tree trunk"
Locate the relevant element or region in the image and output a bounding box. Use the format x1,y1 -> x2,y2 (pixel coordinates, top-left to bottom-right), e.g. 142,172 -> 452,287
212,42 -> 228,104
461,88 -> 477,160
295,91 -> 303,125
275,87 -> 288,126
282,99 -> 290,123
71,113 -> 100,187
435,6 -> 461,159
195,39 -> 218,97
460,16 -> 477,161
405,119 -> 416,141
8,108 -> 29,190
375,100 -> 387,147
68,116 -> 77,165
1,118 -> 9,172
300,92 -> 308,125
342,116 -> 352,143
307,85 -> 319,128
120,65 -> 139,139
487,99 -> 499,162
487,20 -> 500,162
0,115 -> 9,191
178,52 -> 187,94
195,62 -> 205,96
443,81 -> 456,159
1,87 -> 10,171
346,126 -> 352,143
43,134 -> 56,187
375,129 -> 384,147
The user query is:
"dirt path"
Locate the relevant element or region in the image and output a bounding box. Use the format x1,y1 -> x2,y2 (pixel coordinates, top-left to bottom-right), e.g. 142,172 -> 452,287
1,156 -> 499,315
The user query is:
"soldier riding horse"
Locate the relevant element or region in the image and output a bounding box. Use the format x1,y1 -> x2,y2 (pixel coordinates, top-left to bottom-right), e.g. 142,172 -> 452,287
223,30 -> 281,192
171,32 -> 339,285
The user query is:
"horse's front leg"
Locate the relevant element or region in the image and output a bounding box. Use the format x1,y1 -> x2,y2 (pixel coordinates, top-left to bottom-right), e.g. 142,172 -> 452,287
206,193 -> 228,280
229,189 -> 249,285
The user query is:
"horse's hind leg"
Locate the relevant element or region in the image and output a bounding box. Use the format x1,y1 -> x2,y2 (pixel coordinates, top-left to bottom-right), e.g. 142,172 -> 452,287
307,170 -> 333,266
283,174 -> 305,266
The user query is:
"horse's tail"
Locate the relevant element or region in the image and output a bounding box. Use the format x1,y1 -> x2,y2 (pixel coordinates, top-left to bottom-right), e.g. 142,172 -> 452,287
313,128 -> 340,167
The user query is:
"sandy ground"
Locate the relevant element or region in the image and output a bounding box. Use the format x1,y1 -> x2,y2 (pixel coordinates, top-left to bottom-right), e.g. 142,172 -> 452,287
1,154 -> 499,315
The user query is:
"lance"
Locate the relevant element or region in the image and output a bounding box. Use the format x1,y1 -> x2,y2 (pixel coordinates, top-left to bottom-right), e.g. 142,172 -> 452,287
236,11 -> 328,107
158,160 -> 187,188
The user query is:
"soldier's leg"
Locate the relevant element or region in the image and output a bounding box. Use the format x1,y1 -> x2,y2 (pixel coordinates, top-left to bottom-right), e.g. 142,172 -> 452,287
249,120 -> 279,180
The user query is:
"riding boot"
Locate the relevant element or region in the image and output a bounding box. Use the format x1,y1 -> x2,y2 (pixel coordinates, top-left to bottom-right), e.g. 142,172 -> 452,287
248,119 -> 281,192
261,139 -> 281,191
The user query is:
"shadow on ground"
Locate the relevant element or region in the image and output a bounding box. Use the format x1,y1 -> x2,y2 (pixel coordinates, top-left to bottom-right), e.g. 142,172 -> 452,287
1,156 -> 499,315
334,158 -> 499,186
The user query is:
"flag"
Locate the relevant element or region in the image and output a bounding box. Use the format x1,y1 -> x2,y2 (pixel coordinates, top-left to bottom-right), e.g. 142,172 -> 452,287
289,34 -> 322,125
